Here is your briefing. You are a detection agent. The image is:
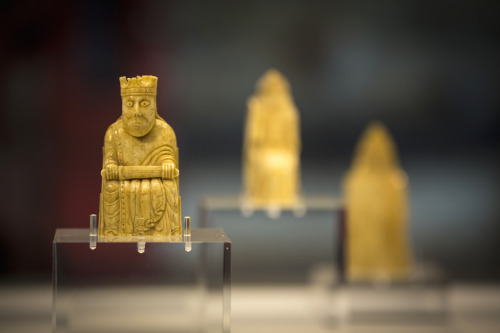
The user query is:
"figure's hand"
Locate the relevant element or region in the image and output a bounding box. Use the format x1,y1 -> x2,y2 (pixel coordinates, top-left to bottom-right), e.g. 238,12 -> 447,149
105,163 -> 118,180
162,163 -> 176,180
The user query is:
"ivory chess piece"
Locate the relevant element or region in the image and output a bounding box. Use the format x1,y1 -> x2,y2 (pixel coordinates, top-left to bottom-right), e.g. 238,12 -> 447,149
344,122 -> 411,281
98,75 -> 181,236
242,69 -> 301,208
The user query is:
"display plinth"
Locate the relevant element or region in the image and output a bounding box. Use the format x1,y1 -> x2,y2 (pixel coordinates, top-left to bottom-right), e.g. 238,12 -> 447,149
330,278 -> 449,328
52,228 -> 231,333
200,195 -> 344,284
199,195 -> 343,332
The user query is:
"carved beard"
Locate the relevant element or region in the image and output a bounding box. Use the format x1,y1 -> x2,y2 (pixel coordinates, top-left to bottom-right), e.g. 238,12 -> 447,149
123,116 -> 155,137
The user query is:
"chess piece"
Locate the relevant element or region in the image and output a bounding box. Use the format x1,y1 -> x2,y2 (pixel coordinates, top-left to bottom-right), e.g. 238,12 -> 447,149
242,69 -> 301,208
343,122 -> 411,281
98,75 -> 181,236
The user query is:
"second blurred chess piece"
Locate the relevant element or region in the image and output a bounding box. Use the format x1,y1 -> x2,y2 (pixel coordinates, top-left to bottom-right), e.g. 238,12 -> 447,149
242,69 -> 301,215
343,122 -> 411,281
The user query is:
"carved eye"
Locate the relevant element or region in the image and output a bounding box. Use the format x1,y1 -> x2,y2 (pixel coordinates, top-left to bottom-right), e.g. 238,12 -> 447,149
126,100 -> 134,107
140,100 -> 150,107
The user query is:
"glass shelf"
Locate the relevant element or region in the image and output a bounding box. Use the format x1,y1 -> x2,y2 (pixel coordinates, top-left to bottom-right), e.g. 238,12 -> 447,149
199,195 -> 345,284
198,195 -> 344,332
52,227 -> 231,333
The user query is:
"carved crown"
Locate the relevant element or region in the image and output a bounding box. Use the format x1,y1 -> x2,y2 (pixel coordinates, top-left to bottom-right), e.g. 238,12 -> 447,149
120,75 -> 158,96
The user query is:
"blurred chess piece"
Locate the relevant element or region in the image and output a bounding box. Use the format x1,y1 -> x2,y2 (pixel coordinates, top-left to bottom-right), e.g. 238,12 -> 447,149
242,69 -> 301,210
98,75 -> 181,236
343,121 -> 411,281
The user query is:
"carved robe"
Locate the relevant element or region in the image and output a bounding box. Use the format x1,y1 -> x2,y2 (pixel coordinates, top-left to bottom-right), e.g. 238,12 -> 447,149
344,168 -> 410,280
99,117 -> 181,236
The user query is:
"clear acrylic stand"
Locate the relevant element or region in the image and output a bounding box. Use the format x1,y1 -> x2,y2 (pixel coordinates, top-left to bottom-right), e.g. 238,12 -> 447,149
200,195 -> 345,283
199,194 -> 344,332
328,261 -> 449,328
199,195 -> 449,331
52,222 -> 231,333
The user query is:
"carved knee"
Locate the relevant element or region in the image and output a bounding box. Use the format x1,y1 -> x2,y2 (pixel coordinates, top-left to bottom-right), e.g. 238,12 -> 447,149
105,181 -> 119,192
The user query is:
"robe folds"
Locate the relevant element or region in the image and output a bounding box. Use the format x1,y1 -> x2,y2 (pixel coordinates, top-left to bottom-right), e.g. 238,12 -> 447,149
344,168 -> 410,280
98,117 -> 181,236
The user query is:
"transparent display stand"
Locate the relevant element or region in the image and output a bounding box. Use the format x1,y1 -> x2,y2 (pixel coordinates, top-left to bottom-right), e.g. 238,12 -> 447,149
200,195 -> 344,333
199,196 -> 449,332
329,262 -> 450,329
200,195 -> 344,283
52,227 -> 231,333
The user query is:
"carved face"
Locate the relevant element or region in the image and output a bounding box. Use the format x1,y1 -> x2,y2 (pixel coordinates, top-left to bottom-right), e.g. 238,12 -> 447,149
122,95 -> 156,137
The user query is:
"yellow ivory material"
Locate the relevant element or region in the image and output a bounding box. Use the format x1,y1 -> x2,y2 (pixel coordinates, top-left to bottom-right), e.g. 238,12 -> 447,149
343,122 -> 411,281
243,69 -> 301,207
98,75 -> 181,236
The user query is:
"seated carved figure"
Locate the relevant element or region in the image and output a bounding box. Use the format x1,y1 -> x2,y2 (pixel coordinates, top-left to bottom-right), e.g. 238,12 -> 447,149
98,75 -> 181,236
242,69 -> 301,207
343,122 -> 411,281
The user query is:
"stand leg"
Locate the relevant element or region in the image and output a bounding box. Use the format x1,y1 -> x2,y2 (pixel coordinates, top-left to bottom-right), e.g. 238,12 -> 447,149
337,207 -> 346,283
137,218 -> 146,253
184,216 -> 192,252
89,214 -> 97,250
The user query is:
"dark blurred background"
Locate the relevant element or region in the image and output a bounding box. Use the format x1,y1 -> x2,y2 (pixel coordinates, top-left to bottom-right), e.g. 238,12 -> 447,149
0,0 -> 499,281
